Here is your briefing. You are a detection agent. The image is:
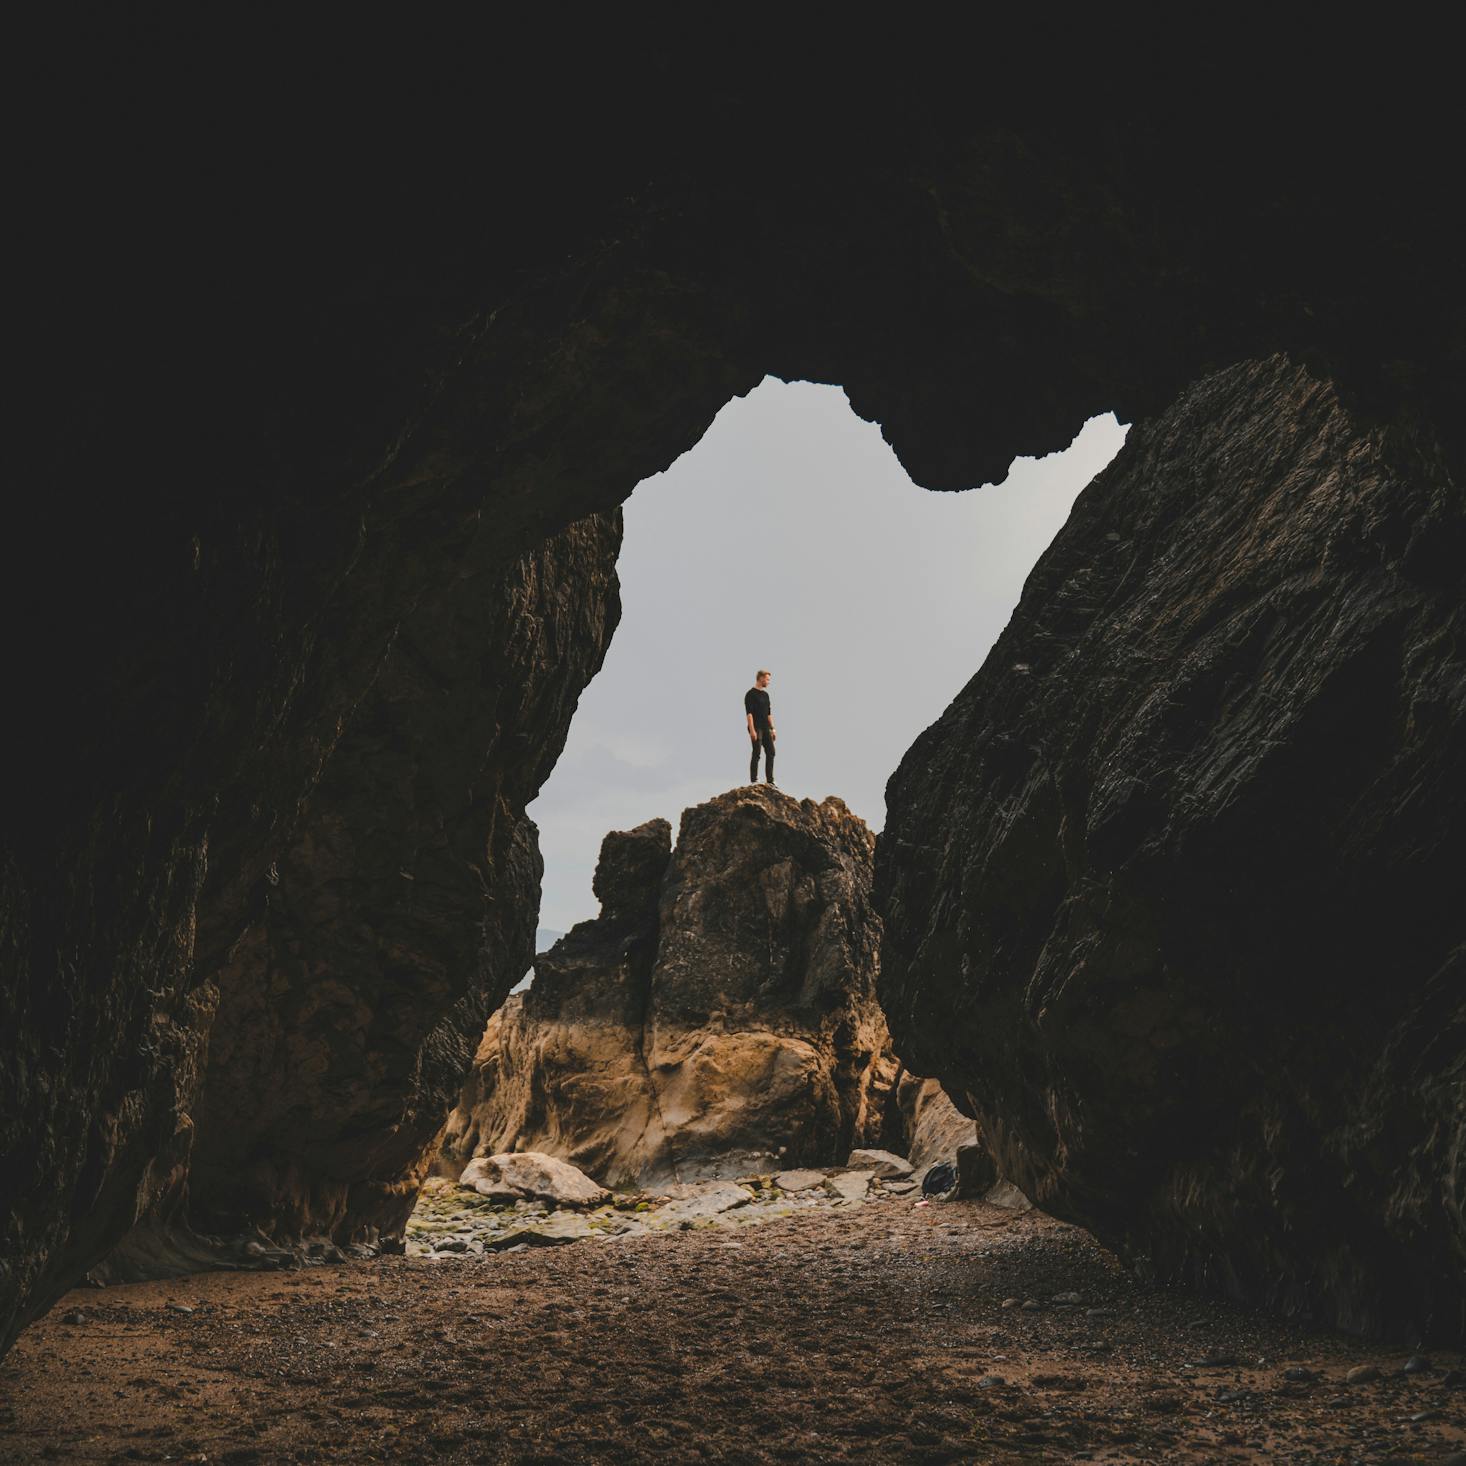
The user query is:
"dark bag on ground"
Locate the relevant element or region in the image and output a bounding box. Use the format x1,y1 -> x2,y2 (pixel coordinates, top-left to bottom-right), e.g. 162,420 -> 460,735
922,1161 -> 958,1197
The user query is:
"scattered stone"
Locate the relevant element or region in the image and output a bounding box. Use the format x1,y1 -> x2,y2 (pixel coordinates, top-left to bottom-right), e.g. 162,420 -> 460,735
459,1152 -> 610,1209
1345,1364 -> 1380,1384
482,1219 -> 591,1253
955,1141 -> 997,1197
1084,1307 -> 1113,1320
1441,1369 -> 1464,1389
846,1149 -> 913,1178
1001,1298 -> 1021,1310
241,1239 -> 293,1267
1409,1408 -> 1442,1423
982,1181 -> 1033,1212
773,1169 -> 826,1193
657,1182 -> 753,1222
166,1303 -> 195,1315
1282,1366 -> 1317,1382
434,1237 -> 469,1253
1051,1291 -> 1082,1305
1197,1351 -> 1237,1367
977,1375 -> 1005,1388
1020,1299 -> 1042,1313
1401,1353 -> 1432,1375
881,1180 -> 918,1195
61,1311 -> 86,1325
823,1172 -> 871,1203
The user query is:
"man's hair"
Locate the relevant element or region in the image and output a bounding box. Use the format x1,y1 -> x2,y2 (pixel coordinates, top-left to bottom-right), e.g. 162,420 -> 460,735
756,669 -> 771,679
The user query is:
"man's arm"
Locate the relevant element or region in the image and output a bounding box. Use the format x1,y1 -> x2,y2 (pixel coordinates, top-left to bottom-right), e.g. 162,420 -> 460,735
747,711 -> 757,741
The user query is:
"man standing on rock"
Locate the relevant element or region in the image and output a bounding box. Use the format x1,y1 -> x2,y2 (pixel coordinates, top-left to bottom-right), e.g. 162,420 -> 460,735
745,669 -> 776,785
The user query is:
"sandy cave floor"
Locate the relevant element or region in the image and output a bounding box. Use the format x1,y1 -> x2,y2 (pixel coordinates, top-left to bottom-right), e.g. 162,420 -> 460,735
1,1197 -> 1463,1465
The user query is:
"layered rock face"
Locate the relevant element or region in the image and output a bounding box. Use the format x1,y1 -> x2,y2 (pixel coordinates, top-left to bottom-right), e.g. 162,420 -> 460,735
440,787 -> 898,1185
440,818 -> 673,1185
893,1074 -> 978,1174
877,357 -> 1466,1341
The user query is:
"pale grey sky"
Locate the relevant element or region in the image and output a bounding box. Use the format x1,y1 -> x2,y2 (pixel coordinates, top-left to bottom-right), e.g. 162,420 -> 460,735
529,378 -> 1125,934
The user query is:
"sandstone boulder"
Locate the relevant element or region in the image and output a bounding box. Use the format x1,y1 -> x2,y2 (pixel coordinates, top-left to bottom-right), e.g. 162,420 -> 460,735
459,1152 -> 610,1210
846,1149 -> 913,1179
436,818 -> 672,1183
773,1170 -> 827,1193
823,1172 -> 871,1202
456,1160 -> 525,1204
656,1181 -> 754,1222
984,1181 -> 1034,1213
440,786 -> 900,1186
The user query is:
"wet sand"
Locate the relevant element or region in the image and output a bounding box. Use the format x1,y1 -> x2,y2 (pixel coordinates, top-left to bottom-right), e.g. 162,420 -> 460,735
2,1197 -> 1462,1463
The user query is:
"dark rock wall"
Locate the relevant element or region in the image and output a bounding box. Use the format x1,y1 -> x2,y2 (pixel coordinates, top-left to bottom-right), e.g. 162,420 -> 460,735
440,789 -> 898,1185
189,512 -> 624,1244
3,238 -> 754,1350
876,357 -> 1465,1341
4,57 -> 1462,1351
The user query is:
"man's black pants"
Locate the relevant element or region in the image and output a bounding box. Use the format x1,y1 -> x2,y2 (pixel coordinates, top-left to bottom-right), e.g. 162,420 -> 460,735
750,728 -> 775,783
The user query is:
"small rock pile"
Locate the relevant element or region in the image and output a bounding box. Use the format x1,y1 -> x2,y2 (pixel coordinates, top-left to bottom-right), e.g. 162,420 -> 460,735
406,1148 -> 946,1258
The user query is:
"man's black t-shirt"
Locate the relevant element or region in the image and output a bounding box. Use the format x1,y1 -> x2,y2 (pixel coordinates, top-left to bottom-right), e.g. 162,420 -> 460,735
745,686 -> 772,731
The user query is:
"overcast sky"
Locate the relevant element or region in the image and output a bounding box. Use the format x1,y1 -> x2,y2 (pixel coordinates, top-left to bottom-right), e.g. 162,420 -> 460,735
528,378 -> 1125,934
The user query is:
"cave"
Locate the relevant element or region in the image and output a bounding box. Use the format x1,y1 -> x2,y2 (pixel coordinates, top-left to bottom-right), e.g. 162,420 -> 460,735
3,40 -> 1463,1455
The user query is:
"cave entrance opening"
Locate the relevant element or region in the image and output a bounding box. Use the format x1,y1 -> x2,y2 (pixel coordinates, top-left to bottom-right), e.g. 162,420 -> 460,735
529,375 -> 1126,945
413,378 -> 1124,1252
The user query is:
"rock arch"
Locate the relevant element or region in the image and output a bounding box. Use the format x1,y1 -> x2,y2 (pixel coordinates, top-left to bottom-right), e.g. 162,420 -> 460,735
4,70 -> 1462,1351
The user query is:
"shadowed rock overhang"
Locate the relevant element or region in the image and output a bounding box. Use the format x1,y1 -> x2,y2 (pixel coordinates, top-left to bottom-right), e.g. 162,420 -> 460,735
3,50 -> 1462,1353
